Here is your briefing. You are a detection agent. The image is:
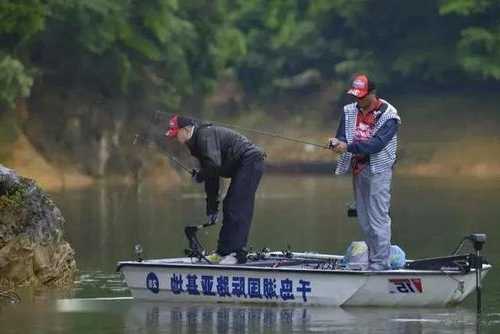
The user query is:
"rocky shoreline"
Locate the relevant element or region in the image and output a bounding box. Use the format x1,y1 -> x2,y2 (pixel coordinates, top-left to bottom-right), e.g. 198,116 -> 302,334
0,165 -> 77,289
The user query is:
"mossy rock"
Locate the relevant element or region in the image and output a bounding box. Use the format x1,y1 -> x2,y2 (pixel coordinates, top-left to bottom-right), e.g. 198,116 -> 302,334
0,165 -> 77,289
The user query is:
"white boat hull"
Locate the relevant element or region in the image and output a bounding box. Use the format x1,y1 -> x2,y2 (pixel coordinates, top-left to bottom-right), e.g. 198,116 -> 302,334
117,257 -> 491,307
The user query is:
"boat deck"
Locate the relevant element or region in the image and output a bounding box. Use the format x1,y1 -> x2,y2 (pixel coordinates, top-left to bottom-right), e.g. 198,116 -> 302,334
117,254 -> 491,276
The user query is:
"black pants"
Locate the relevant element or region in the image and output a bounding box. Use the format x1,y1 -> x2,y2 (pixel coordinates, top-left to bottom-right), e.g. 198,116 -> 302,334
217,156 -> 264,256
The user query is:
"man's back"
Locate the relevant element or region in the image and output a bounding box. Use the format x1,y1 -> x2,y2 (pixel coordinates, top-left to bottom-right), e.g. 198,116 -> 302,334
187,124 -> 264,178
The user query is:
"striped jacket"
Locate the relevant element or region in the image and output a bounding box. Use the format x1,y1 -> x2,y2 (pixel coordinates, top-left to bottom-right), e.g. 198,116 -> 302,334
335,99 -> 401,175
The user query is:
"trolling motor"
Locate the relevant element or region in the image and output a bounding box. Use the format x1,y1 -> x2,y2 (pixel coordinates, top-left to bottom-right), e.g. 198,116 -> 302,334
184,221 -> 217,263
469,234 -> 486,314
406,233 -> 488,313
452,233 -> 487,314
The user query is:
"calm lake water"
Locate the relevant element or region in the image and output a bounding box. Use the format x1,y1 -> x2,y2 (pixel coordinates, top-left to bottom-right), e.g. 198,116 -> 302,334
2,174 -> 500,333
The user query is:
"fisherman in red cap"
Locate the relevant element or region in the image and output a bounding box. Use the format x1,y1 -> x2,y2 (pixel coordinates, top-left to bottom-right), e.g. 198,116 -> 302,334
166,115 -> 265,264
329,74 -> 401,271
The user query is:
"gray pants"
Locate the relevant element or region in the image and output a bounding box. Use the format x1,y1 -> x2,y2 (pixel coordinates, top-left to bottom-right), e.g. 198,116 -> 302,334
354,167 -> 392,270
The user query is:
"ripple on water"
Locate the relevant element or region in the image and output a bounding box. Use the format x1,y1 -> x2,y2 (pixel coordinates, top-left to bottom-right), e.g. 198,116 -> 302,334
73,271 -> 129,298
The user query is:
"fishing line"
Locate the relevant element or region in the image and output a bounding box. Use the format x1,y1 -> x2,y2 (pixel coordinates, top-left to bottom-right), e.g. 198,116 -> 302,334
151,110 -> 331,150
133,134 -> 193,176
163,153 -> 192,175
210,121 -> 330,149
133,112 -> 193,177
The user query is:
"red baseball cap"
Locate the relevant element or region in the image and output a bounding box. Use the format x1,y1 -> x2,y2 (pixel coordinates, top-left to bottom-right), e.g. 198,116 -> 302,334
347,74 -> 370,98
165,115 -> 179,138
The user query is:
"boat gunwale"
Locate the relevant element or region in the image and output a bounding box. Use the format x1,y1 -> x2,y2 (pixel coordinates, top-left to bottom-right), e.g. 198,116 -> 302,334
116,260 -> 491,276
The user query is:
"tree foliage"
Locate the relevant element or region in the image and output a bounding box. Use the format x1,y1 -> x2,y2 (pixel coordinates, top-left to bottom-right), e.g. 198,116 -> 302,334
31,0 -> 229,108
0,0 -> 499,110
228,0 -> 472,95
0,55 -> 33,108
440,0 -> 500,79
0,0 -> 46,108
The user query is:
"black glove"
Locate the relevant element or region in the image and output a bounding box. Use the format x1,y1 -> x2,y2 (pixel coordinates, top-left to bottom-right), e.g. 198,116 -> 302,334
207,212 -> 218,225
191,169 -> 204,183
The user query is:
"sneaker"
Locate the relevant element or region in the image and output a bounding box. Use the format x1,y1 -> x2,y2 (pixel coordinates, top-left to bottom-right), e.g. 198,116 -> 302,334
206,253 -> 222,263
219,253 -> 238,265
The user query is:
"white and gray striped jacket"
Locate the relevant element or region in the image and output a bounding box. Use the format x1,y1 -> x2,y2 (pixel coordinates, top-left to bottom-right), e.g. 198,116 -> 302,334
335,99 -> 401,175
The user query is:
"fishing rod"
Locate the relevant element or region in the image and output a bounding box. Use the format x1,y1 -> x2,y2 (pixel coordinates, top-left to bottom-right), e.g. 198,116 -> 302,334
132,114 -> 216,265
166,154 -> 193,175
152,110 -> 331,150
134,109 -> 333,178
133,132 -> 194,176
212,121 -> 331,150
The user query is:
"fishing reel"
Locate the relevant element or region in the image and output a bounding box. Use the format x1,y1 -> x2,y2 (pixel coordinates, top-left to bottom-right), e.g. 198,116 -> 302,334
248,247 -> 270,261
282,245 -> 293,258
134,244 -> 144,262
347,202 -> 357,217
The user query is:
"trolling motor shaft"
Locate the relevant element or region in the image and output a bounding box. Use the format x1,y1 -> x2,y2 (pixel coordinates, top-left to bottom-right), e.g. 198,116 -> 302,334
468,234 -> 486,314
452,233 -> 487,314
184,221 -> 217,263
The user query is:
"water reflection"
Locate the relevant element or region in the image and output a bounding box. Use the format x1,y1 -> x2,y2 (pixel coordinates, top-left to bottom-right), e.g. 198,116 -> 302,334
1,293 -> 495,334
41,174 -> 500,333
124,302 -> 479,334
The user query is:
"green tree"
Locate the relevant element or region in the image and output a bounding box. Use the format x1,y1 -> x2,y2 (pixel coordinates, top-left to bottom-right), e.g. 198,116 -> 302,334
227,0 -> 470,97
0,0 -> 46,108
0,55 -> 33,108
440,0 -> 500,79
31,0 -> 231,109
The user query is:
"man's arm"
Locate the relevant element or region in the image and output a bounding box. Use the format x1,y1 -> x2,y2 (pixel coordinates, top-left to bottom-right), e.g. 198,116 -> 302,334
196,128 -> 222,180
335,112 -> 347,142
204,176 -> 220,215
193,127 -> 221,215
328,112 -> 347,150
347,119 -> 399,155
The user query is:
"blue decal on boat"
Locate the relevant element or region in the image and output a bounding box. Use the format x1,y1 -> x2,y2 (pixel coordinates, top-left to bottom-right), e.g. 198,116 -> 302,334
216,276 -> 231,297
186,274 -> 200,295
263,278 -> 278,299
297,279 -> 312,302
170,274 -> 183,294
168,273 -> 311,302
232,276 -> 247,298
248,278 -> 262,298
201,275 -> 216,296
280,279 -> 295,300
146,272 -> 160,294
